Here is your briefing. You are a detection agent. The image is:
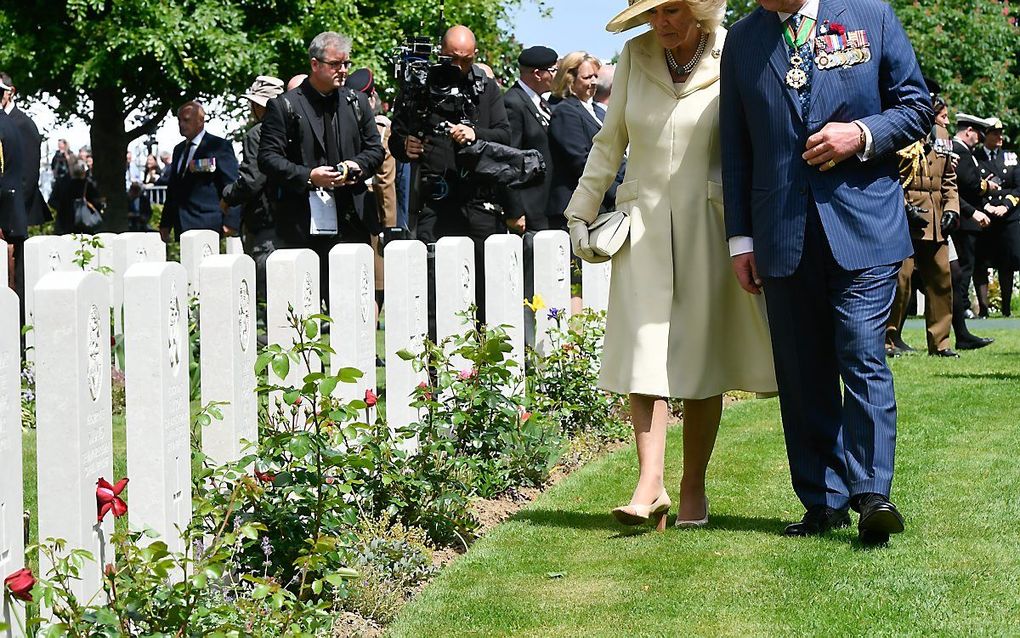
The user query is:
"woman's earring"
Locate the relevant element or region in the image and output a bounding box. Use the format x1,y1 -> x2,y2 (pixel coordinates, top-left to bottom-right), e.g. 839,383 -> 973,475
696,21 -> 703,31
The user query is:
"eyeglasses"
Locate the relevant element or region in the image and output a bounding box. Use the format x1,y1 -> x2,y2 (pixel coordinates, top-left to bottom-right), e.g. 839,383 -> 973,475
542,67 -> 559,75
317,58 -> 352,70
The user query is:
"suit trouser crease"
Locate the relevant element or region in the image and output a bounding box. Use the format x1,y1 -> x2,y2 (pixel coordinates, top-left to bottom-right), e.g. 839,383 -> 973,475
762,207 -> 898,510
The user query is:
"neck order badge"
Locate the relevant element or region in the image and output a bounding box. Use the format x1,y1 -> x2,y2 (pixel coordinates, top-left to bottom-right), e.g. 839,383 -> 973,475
783,14 -> 816,89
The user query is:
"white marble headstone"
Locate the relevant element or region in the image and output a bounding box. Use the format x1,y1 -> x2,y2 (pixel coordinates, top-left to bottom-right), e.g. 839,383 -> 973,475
484,235 -> 525,394
0,287 -> 24,635
0,239 -> 8,290
112,233 -> 166,336
23,235 -> 76,361
123,262 -> 191,553
533,230 -> 572,355
199,255 -> 258,465
434,237 -> 475,370
180,229 -> 220,299
34,271 -> 113,603
384,241 -> 428,449
266,249 -> 321,416
582,260 -> 612,314
225,237 -> 244,255
328,244 -> 376,404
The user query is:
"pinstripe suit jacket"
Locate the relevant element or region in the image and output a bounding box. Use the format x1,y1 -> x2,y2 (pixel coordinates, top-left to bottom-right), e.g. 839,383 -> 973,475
719,0 -> 933,278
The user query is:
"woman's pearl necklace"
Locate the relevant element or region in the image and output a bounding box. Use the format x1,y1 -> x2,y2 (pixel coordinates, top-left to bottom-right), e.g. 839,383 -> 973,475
666,32 -> 709,76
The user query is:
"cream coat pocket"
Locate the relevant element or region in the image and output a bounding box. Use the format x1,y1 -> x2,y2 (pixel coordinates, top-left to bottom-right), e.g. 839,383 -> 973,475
616,179 -> 639,206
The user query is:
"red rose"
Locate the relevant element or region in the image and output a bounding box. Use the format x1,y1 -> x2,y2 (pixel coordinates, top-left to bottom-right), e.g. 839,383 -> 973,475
254,467 -> 276,484
520,411 -> 532,423
417,381 -> 433,401
364,388 -> 378,407
96,477 -> 129,522
4,568 -> 36,602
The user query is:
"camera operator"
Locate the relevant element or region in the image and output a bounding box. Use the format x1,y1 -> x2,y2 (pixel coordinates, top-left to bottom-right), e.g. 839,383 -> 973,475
389,25 -> 513,318
258,31 -> 384,296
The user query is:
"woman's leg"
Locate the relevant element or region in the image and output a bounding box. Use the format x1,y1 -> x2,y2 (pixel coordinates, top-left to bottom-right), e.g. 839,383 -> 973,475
629,393 -> 669,505
678,394 -> 723,520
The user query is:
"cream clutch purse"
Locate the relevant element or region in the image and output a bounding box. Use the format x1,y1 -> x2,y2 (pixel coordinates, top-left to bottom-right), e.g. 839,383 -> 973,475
587,209 -> 630,258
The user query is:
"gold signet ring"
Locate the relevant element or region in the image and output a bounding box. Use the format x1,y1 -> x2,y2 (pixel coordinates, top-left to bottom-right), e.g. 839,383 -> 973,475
824,159 -> 837,169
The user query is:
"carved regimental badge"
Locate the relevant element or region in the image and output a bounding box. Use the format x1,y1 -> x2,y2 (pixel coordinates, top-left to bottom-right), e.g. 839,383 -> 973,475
238,279 -> 252,351
87,304 -> 103,401
168,281 -> 182,374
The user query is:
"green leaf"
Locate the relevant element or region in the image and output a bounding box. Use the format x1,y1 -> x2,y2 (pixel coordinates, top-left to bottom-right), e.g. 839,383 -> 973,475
271,352 -> 290,380
319,376 -> 338,397
324,569 -> 359,586
252,583 -> 272,599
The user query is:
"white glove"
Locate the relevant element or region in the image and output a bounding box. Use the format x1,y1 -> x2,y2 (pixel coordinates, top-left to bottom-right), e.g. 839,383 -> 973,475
568,219 -> 609,264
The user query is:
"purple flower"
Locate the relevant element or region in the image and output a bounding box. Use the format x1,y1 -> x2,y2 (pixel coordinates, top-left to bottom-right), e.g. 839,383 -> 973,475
547,308 -> 561,320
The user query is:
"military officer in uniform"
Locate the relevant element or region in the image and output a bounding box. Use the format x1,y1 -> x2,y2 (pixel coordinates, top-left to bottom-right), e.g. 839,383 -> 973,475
887,94 -> 959,357
974,117 -> 1020,316
950,113 -> 995,349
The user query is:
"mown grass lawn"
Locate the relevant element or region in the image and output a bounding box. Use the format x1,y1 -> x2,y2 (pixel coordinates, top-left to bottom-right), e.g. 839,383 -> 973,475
389,321 -> 1020,637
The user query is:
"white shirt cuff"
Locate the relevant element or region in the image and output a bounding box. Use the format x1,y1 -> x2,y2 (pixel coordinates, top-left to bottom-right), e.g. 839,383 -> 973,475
728,236 -> 754,257
855,120 -> 875,161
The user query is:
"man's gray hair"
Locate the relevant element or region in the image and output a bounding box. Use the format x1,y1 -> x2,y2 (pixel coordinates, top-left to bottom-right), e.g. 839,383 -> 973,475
309,31 -> 353,60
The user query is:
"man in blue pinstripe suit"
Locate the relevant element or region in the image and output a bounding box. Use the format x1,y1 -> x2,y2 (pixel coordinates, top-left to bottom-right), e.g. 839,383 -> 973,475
719,0 -> 932,544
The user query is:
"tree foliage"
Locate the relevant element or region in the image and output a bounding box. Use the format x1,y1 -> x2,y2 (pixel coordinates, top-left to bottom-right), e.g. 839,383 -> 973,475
724,0 -> 1020,138
0,0 -> 532,229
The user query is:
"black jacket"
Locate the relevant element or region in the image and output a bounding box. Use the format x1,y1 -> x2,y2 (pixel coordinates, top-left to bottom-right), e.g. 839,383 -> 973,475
0,109 -> 27,239
258,80 -> 384,243
52,176 -> 103,234
222,120 -> 273,234
952,138 -> 985,233
502,82 -> 553,230
974,145 -> 1020,222
547,96 -> 623,221
160,130 -> 241,237
8,107 -> 49,225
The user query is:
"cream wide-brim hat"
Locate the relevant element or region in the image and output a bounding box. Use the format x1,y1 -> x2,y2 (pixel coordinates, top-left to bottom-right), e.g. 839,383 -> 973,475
606,0 -> 673,33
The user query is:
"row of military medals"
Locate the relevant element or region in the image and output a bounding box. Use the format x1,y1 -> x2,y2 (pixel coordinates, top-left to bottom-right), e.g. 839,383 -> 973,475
785,17 -> 873,89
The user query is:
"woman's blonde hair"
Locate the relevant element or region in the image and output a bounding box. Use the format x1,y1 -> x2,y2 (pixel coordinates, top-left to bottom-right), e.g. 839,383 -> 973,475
551,51 -> 603,99
683,0 -> 727,31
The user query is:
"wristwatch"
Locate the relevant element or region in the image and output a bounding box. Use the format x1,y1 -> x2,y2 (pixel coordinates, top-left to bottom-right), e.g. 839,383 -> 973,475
854,121 -> 867,151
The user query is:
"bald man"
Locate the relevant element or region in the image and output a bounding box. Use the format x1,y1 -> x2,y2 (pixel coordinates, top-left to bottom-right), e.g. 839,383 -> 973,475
389,24 -> 511,322
159,100 -> 241,240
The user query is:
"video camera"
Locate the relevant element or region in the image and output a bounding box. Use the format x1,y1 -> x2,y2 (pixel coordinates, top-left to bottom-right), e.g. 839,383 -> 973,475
390,34 -> 485,139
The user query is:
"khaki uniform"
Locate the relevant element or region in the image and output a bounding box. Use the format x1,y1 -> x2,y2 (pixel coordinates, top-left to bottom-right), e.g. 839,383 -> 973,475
888,124 -> 959,353
369,114 -> 397,291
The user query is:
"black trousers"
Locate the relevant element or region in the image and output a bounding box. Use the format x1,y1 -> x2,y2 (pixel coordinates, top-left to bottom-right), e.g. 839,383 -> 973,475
951,230 -> 979,317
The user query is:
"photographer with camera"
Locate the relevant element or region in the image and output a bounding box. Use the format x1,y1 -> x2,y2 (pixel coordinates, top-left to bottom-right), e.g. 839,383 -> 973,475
887,90 -> 960,358
389,25 -> 513,318
258,31 -> 385,295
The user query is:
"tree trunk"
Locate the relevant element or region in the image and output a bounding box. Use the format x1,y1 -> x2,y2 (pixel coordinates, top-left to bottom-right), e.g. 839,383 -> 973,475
90,87 -> 129,232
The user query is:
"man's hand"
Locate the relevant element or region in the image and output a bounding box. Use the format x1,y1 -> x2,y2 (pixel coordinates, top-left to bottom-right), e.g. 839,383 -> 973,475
309,165 -> 344,189
405,135 -> 424,160
505,216 -> 526,234
339,160 -> 363,184
985,203 -> 1008,218
803,122 -> 864,171
159,227 -> 171,243
986,180 -> 1001,192
222,225 -> 238,237
449,124 -> 476,146
973,211 -> 992,228
731,252 -> 762,295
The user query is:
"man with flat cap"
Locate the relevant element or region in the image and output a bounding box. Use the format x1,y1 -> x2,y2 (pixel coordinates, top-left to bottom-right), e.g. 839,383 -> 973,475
223,74 -> 285,309
951,113 -> 997,346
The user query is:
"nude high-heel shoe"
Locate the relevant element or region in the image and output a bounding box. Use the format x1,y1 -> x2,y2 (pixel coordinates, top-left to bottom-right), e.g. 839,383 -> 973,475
675,497 -> 709,528
612,490 -> 672,531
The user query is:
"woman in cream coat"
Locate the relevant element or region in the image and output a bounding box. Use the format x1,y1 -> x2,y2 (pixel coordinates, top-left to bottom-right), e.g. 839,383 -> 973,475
566,0 -> 777,529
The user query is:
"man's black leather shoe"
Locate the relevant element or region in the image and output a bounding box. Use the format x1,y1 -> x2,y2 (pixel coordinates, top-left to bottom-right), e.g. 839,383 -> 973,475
957,336 -> 994,350
891,337 -> 916,353
930,348 -> 959,358
784,506 -> 851,537
856,493 -> 904,545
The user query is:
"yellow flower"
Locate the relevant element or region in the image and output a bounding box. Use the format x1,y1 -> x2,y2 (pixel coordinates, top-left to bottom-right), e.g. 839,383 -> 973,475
523,294 -> 547,313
